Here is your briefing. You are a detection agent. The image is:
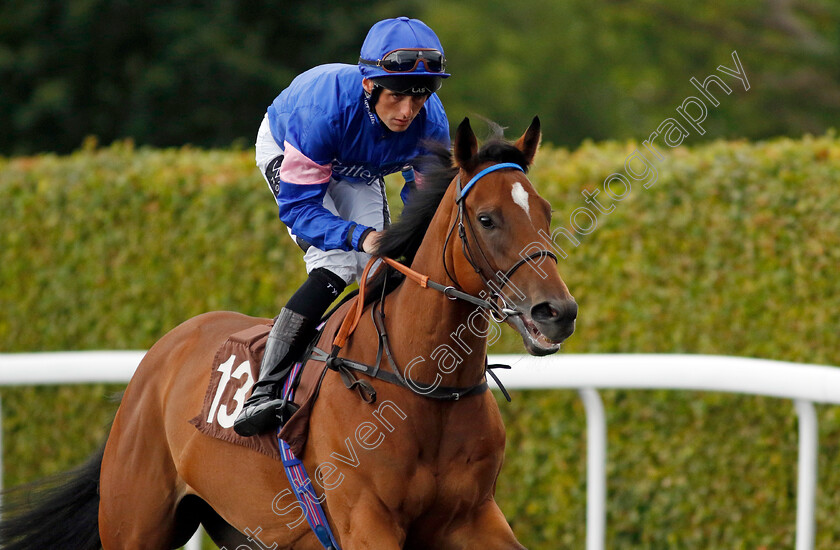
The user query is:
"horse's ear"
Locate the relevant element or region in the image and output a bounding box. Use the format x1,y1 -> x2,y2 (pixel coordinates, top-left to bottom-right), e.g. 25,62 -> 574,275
515,116 -> 542,166
453,117 -> 478,170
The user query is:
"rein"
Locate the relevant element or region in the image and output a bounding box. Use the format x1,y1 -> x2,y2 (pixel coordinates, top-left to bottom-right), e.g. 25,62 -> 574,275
317,162 -> 556,403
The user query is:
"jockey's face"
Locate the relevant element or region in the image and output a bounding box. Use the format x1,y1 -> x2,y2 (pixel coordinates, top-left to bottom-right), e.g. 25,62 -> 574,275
363,79 -> 428,132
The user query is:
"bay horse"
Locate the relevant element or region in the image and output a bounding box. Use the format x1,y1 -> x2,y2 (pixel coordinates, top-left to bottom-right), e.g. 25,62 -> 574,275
0,117 -> 576,549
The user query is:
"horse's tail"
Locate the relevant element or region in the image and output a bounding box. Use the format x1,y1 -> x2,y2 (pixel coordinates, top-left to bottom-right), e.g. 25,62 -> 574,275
0,444 -> 104,550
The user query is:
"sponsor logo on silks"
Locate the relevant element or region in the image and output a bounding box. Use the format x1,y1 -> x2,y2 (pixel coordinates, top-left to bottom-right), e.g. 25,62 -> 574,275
363,94 -> 378,126
332,160 -> 404,185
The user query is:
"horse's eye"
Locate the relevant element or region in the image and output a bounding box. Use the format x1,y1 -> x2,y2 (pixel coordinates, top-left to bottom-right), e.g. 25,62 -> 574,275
477,214 -> 495,229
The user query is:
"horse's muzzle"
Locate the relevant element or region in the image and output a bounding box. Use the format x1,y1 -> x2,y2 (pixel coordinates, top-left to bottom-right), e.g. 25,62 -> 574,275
530,298 -> 577,344
508,297 -> 577,356
531,298 -> 577,341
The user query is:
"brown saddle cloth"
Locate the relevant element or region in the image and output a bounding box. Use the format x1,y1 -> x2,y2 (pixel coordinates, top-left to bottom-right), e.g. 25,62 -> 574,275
189,321 -> 328,460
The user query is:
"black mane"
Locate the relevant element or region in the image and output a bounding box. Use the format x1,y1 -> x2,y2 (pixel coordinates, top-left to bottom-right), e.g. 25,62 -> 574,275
375,142 -> 455,264
349,129 -> 529,313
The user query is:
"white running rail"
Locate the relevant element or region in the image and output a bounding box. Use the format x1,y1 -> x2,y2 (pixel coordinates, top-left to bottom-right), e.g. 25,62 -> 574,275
2,352 -> 839,550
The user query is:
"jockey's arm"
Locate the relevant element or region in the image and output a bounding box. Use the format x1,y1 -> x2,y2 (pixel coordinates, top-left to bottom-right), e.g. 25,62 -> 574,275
400,167 -> 417,205
276,142 -> 374,253
277,179 -> 374,253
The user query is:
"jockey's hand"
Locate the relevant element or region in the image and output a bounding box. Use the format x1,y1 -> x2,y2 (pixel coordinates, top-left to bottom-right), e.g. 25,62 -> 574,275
361,230 -> 383,255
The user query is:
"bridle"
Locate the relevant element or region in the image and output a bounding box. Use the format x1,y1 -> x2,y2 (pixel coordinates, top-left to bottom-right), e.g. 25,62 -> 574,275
318,162 -> 559,402
444,162 -> 558,322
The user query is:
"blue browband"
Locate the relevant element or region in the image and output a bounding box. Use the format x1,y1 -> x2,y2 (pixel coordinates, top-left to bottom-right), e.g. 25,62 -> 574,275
457,162 -> 524,201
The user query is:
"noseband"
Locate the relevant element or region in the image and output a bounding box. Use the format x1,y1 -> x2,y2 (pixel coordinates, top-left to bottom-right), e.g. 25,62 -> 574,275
445,162 -> 558,322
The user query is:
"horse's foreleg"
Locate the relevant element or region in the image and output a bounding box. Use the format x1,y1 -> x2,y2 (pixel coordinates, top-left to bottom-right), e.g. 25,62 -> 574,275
438,501 -> 526,550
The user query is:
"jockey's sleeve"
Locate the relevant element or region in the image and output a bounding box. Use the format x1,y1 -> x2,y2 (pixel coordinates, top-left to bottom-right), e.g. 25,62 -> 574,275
276,139 -> 371,252
399,168 -> 416,205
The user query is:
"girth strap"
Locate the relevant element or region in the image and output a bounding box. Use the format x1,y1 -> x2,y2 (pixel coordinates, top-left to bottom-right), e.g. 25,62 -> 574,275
277,438 -> 341,550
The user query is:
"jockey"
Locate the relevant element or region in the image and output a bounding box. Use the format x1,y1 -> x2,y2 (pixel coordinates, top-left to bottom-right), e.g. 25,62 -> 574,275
234,17 -> 451,436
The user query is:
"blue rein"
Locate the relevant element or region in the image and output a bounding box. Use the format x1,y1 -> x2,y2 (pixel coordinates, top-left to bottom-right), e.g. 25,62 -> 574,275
457,162 -> 524,201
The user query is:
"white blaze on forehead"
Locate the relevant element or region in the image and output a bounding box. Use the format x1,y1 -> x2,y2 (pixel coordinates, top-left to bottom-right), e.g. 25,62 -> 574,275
511,181 -> 531,218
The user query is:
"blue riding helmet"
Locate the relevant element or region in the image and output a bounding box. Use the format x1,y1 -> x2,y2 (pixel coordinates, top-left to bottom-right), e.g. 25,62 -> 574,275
359,17 -> 451,80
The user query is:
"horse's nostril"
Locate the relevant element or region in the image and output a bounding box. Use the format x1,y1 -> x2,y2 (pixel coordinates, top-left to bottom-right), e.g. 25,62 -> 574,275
531,300 -> 577,323
531,302 -> 560,323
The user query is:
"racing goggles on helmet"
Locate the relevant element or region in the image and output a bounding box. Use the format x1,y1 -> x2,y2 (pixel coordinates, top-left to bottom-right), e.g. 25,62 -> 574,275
372,75 -> 443,95
359,48 -> 447,74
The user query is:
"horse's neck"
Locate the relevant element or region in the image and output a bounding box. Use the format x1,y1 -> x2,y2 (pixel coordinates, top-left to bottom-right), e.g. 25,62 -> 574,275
383,231 -> 490,389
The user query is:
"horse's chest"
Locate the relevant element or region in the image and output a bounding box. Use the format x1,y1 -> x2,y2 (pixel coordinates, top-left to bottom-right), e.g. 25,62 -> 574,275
408,425 -> 506,508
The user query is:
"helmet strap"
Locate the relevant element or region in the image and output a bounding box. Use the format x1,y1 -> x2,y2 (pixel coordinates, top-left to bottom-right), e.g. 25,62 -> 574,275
365,83 -> 385,110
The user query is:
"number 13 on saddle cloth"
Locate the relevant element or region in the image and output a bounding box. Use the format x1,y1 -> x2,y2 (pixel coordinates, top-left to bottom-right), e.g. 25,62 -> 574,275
190,321 -> 327,460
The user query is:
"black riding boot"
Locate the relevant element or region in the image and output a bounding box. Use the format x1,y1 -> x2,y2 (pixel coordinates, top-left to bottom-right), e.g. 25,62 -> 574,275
233,307 -> 317,436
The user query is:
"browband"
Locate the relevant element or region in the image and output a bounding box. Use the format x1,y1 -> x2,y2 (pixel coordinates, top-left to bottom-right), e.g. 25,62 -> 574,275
457,162 -> 524,202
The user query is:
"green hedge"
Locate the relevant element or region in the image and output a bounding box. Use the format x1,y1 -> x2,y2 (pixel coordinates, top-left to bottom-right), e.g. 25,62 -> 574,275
2,134 -> 839,548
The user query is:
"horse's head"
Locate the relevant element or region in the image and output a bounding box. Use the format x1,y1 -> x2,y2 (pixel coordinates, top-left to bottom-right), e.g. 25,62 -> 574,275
447,117 -> 577,355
